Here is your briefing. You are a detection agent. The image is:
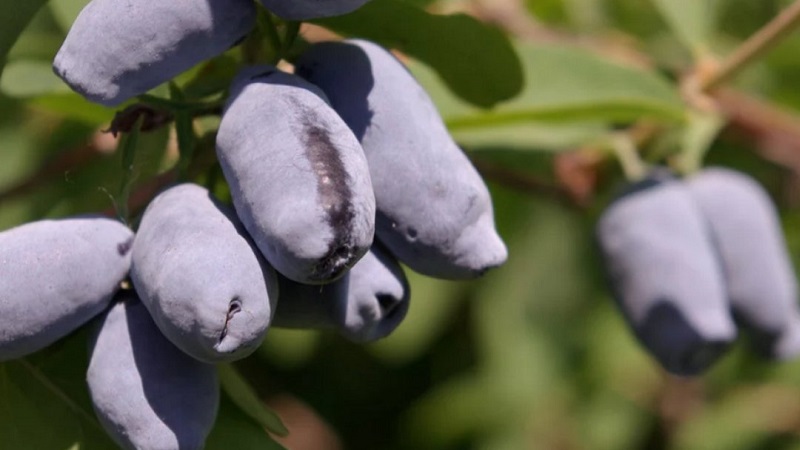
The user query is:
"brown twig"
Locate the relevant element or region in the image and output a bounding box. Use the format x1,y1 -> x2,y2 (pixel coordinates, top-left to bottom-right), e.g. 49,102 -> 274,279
469,155 -> 578,205
701,0 -> 800,92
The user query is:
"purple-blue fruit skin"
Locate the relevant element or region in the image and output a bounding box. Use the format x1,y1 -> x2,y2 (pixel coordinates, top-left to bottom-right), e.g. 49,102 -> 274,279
131,183 -> 277,363
88,291 -> 219,450
294,40 -> 507,280
0,216 -> 132,361
597,173 -> 736,376
216,66 -> 376,284
53,0 -> 255,106
273,243 -> 409,342
688,167 -> 800,360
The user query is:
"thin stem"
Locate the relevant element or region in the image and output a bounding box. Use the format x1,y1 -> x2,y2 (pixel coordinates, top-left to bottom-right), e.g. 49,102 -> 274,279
609,133 -> 647,181
116,115 -> 144,225
137,94 -> 224,112
261,11 -> 283,64
701,0 -> 800,91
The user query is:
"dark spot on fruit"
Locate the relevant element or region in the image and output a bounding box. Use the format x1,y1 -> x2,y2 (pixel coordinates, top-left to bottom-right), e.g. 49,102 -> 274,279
295,106 -> 359,279
117,237 -> 134,256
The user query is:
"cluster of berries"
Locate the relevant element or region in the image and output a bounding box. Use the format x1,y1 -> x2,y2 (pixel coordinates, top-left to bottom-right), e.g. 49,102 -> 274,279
597,168 -> 800,376
0,0 -> 508,448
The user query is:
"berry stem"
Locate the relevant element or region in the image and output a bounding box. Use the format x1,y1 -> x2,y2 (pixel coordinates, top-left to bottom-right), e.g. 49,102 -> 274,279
261,10 -> 283,64
701,0 -> 800,92
609,133 -> 647,181
117,115 -> 144,225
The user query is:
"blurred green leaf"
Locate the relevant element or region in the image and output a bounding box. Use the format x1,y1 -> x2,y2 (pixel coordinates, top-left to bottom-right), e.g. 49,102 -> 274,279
218,364 -> 289,437
671,386 -> 789,450
207,393 -> 286,450
402,375 -> 491,449
314,0 -> 523,108
675,110 -> 725,173
50,0 -> 89,33
258,328 -> 321,369
0,59 -> 69,98
442,42 -> 685,128
7,30 -> 62,62
651,0 -> 722,55
0,0 -> 48,75
0,329 -> 118,450
368,271 -> 470,364
181,55 -> 238,100
30,93 -> 114,125
579,391 -> 653,450
410,59 -> 608,152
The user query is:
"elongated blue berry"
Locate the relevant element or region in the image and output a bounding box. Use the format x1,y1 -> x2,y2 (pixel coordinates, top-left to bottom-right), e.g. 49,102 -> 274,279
0,216 -> 131,361
688,167 -> 800,359
53,0 -> 255,106
273,243 -> 409,342
216,66 -> 376,284
88,291 -> 219,450
131,183 -> 278,363
295,40 -> 506,279
596,172 -> 736,375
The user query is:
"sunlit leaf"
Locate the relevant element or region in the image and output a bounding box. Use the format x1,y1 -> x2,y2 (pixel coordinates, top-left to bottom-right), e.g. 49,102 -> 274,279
314,0 -> 523,108
651,0 -> 722,55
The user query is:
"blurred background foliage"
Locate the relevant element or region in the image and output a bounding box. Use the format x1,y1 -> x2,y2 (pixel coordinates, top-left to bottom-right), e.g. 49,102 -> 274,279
3,0 -> 800,449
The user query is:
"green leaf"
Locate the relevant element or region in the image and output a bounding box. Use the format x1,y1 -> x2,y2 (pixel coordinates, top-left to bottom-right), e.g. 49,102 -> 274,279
170,83 -> 197,179
218,364 -> 289,437
409,42 -> 683,151
7,30 -> 62,62
368,271 -> 469,364
50,0 -> 90,33
442,42 -> 686,127
207,394 -> 286,450
258,329 -> 320,369
31,93 -> 115,126
651,0 -> 722,55
0,329 -> 118,450
409,59 -> 608,152
181,55 -> 238,100
1,59 -> 71,98
313,0 -> 523,108
0,0 -> 48,76
116,115 -> 144,224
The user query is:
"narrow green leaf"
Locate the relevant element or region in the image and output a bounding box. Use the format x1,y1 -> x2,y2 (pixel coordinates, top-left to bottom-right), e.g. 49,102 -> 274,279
218,364 -> 289,437
116,115 -> 144,224
0,0 -> 48,75
651,0 -> 722,55
314,0 -> 523,108
169,84 -> 196,171
207,394 -> 286,450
